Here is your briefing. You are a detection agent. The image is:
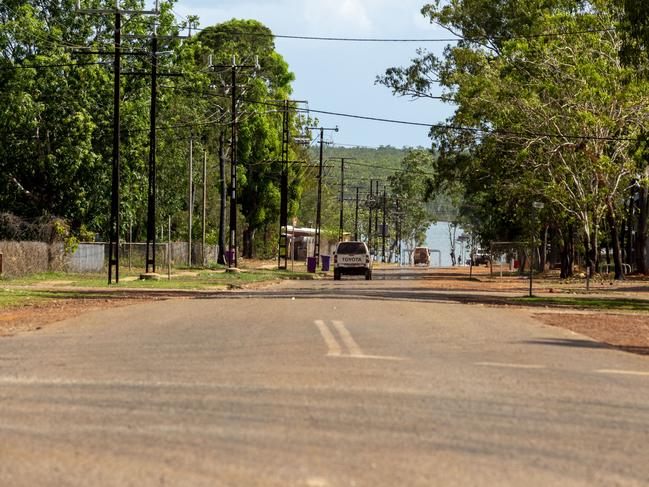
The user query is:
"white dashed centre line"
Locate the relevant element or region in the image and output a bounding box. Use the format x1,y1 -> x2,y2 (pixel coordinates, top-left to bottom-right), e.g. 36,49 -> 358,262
331,320 -> 363,356
597,369 -> 649,377
313,320 -> 404,361
314,320 -> 342,357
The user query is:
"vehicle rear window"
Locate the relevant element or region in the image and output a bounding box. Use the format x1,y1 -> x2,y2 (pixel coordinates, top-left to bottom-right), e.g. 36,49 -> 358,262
336,242 -> 367,254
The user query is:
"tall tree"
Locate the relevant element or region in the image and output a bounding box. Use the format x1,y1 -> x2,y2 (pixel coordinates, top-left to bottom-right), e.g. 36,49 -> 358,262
379,0 -> 649,278
197,19 -> 299,258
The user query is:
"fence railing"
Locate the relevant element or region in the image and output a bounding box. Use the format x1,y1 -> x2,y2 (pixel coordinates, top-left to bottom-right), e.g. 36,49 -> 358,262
0,241 -> 220,277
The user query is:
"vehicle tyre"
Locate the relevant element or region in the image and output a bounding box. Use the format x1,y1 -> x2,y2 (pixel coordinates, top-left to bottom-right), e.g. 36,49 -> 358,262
334,269 -> 341,280
365,270 -> 372,280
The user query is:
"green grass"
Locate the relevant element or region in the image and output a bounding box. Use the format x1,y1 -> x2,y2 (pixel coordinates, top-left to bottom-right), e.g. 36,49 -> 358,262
0,268 -> 317,291
0,268 -> 318,310
0,288 -> 91,309
513,296 -> 649,312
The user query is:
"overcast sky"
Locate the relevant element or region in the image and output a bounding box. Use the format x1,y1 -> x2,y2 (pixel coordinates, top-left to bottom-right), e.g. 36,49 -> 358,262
171,0 -> 456,149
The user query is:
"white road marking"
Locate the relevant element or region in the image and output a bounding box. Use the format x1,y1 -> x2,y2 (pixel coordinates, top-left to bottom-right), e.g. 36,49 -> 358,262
314,320 -> 342,356
344,354 -> 405,361
331,320 -> 363,356
306,477 -> 330,487
476,362 -> 545,369
314,320 -> 404,361
597,369 -> 649,377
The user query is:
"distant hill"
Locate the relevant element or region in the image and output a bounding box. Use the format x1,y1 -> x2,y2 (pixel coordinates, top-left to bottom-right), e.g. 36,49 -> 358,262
307,145 -> 412,190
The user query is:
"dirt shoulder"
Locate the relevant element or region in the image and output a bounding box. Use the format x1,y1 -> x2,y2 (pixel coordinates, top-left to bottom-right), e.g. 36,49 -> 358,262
533,313 -> 649,356
0,296 -> 151,336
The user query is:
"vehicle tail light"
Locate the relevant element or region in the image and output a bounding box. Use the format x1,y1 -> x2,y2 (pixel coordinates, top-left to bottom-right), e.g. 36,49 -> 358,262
366,255 -> 370,263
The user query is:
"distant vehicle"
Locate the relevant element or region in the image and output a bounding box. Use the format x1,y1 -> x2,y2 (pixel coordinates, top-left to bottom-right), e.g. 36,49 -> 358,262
333,241 -> 372,280
471,250 -> 490,266
413,247 -> 430,266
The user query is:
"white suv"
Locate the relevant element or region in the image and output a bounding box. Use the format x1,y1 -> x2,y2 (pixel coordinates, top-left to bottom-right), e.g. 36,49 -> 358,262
333,241 -> 372,280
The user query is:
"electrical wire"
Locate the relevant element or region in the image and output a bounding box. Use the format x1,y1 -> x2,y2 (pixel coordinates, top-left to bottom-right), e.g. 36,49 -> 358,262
172,23 -> 615,43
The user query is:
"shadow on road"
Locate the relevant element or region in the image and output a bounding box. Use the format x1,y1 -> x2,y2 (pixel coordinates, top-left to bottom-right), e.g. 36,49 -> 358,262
523,338 -> 649,356
375,268 -> 483,282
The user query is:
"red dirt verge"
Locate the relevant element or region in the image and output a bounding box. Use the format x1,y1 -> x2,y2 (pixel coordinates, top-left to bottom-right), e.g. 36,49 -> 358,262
534,313 -> 649,356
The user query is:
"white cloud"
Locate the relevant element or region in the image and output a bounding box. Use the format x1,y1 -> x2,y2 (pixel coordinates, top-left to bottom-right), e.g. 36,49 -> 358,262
301,0 -> 372,33
338,0 -> 372,31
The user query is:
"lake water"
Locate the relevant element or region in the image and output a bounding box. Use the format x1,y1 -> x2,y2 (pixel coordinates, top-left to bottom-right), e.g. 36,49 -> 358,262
423,222 -> 468,267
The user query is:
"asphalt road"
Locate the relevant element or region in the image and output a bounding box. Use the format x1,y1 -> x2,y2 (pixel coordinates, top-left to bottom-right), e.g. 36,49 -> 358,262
1,267 -> 649,486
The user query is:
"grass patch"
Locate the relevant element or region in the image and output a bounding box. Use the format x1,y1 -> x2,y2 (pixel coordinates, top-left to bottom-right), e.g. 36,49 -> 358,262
0,289 -> 91,310
1,268 -> 317,291
513,296 -> 649,312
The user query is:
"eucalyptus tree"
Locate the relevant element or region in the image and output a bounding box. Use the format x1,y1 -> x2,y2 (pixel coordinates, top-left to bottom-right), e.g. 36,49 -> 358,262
0,0 -> 198,241
197,19 -> 301,258
616,0 -> 649,274
379,0 -> 649,278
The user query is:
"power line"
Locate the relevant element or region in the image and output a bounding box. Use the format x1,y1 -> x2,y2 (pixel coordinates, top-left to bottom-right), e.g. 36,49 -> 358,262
291,107 -> 637,142
173,24 -> 615,43
140,89 -> 643,143
126,87 -> 643,143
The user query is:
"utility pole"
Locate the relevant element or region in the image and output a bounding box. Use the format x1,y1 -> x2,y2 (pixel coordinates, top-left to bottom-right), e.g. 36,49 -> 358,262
188,132 -> 193,267
396,197 -> 402,265
141,29 -> 184,273
368,178 -> 382,255
278,99 -> 290,269
207,54 -> 259,267
119,25 -> 183,275
145,33 -> 157,274
374,180 -> 380,255
229,57 -> 237,268
202,150 -> 207,267
339,158 -> 345,241
218,131 -> 227,265
368,180 -> 373,253
328,157 -> 354,242
277,99 -> 308,270
381,188 -> 388,262
354,186 -> 360,241
109,6 -> 121,284
306,125 -> 338,263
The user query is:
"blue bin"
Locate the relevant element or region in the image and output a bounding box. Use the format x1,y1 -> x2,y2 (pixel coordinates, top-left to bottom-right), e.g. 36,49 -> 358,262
307,256 -> 317,273
321,255 -> 331,272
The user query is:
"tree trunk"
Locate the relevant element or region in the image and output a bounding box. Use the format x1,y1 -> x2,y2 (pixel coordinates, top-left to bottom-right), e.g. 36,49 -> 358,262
217,132 -> 227,265
539,225 -> 548,272
243,227 -> 256,258
262,223 -> 269,259
559,226 -> 574,279
590,225 -> 598,275
636,186 -> 648,275
606,203 -> 624,280
621,198 -> 629,264
584,229 -> 597,278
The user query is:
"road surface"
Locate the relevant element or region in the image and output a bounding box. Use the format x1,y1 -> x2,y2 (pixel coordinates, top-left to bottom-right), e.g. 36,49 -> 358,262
1,267 -> 648,486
